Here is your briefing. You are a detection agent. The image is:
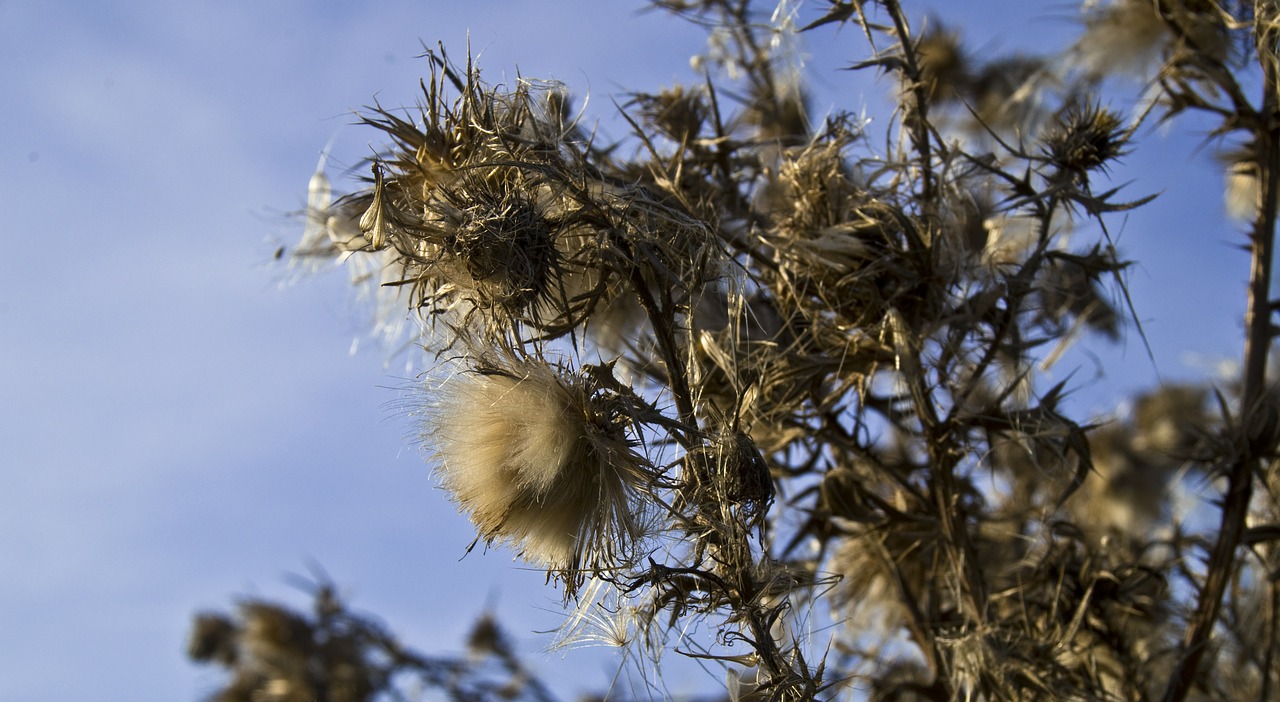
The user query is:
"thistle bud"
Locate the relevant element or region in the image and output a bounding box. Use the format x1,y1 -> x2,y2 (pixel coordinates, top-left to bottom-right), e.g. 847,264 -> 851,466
1044,103 -> 1126,173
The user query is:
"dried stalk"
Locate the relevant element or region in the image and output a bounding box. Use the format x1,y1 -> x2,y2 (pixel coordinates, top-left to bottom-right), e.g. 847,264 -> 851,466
1163,8 -> 1280,699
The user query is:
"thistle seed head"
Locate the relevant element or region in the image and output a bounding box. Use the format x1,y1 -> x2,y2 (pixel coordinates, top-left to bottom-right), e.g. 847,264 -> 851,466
439,179 -> 558,311
428,359 -> 653,585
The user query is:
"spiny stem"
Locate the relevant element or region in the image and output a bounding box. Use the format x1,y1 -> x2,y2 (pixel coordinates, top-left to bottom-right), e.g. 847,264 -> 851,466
630,269 -> 699,446
1162,15 -> 1279,699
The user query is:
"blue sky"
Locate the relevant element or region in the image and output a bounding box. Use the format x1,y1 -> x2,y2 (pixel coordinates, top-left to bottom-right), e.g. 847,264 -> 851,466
0,1 -> 1250,700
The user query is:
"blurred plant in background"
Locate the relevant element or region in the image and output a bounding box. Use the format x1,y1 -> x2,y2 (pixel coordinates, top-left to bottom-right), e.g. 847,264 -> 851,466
193,0 -> 1280,699
188,576 -> 561,702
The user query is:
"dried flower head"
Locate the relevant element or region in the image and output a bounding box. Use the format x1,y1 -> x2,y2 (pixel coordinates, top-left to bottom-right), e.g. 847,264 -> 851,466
433,174 -> 561,312
187,612 -> 239,666
428,358 -> 654,581
465,612 -> 509,659
1044,102 -> 1127,173
686,427 -> 774,519
915,24 -> 968,101
966,55 -> 1049,134
766,136 -> 911,329
635,84 -> 708,143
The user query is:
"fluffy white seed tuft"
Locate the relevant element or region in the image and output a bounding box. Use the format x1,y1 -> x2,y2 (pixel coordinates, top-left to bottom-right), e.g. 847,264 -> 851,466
429,360 -> 651,575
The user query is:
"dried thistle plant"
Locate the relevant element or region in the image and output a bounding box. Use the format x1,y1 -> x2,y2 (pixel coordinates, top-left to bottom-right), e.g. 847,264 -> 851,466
188,583 -> 560,702
245,1 -> 1280,700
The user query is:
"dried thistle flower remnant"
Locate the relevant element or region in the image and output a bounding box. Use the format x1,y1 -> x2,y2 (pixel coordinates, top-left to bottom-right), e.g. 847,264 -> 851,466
916,25 -> 968,101
429,360 -> 651,576
434,175 -> 560,312
1044,102 -> 1126,173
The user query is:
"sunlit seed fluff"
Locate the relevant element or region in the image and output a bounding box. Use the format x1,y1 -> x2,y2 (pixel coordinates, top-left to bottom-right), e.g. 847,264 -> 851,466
429,361 -> 650,572
554,578 -> 639,651
1225,155 -> 1259,221
1072,0 -> 1171,79
296,154 -> 369,259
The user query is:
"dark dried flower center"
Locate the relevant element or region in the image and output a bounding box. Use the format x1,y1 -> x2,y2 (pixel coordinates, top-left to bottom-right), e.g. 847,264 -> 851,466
687,430 -> 774,519
448,190 -> 556,308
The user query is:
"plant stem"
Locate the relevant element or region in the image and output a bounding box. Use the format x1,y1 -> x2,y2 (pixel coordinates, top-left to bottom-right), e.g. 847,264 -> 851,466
1162,17 -> 1280,699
